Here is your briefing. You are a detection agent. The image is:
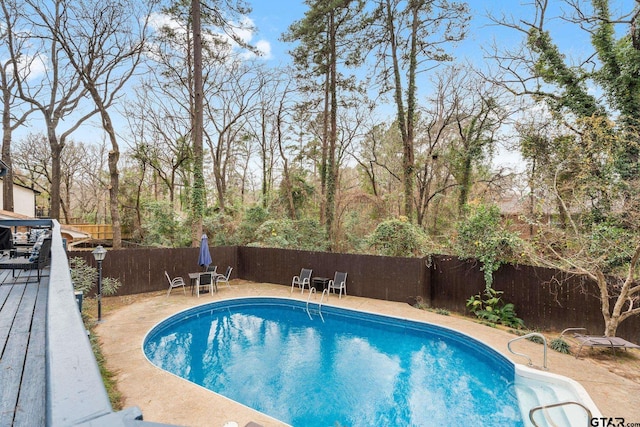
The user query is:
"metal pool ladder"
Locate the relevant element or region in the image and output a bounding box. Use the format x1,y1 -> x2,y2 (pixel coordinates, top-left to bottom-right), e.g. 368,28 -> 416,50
306,287 -> 325,321
529,401 -> 592,427
507,333 -> 548,370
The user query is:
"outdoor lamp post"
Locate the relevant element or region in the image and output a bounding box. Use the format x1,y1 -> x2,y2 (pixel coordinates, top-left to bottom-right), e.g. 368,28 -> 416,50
92,245 -> 107,322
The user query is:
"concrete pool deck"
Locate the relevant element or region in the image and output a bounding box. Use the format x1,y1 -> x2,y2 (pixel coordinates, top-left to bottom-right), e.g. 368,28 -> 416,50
95,280 -> 640,426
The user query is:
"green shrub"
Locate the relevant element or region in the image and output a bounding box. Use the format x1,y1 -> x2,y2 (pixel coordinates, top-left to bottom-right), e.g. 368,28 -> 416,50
367,217 -> 430,257
277,170 -> 314,218
295,218 -> 330,251
550,337 -> 571,354
203,212 -> 239,246
526,334 -> 545,344
235,206 -> 269,244
252,219 -> 299,248
588,222 -> 634,271
140,200 -> 190,247
70,257 -> 121,297
466,287 -> 525,329
453,203 -> 523,287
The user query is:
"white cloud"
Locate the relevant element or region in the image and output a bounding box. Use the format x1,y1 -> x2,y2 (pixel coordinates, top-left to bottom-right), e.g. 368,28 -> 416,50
4,52 -> 49,81
148,12 -> 271,62
149,12 -> 182,33
232,16 -> 255,45
255,40 -> 272,59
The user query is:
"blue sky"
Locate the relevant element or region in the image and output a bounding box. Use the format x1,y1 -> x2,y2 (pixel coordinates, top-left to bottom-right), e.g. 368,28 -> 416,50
13,0 -> 635,171
242,0 -> 634,170
247,0 -> 635,65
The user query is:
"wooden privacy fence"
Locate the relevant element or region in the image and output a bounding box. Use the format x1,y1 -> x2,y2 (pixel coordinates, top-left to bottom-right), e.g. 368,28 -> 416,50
69,246 -> 639,344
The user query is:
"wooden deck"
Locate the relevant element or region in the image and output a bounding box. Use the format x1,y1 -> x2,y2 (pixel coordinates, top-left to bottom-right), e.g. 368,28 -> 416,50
0,268 -> 48,426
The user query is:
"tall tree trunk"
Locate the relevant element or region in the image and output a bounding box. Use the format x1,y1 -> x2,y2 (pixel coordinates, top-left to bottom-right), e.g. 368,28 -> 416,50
277,112 -> 296,219
190,0 -> 204,247
261,107 -> 268,208
403,3 -> 418,221
324,10 -> 338,248
47,124 -> 62,221
320,39 -> 331,225
385,0 -> 411,220
458,155 -> 472,217
104,116 -> 122,248
2,91 -> 14,212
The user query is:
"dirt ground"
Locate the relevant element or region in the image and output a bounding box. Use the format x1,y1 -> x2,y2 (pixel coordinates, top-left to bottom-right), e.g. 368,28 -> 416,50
90,282 -> 640,426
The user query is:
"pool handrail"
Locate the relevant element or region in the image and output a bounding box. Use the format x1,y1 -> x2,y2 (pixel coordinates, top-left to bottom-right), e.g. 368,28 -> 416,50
508,332 -> 548,370
529,401 -> 592,426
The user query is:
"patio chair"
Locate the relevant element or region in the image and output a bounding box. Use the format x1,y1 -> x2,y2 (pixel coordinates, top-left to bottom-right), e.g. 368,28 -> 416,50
214,266 -> 233,289
197,272 -> 215,297
291,268 -> 312,294
327,271 -> 347,299
165,271 -> 186,297
560,328 -> 640,358
207,265 -> 218,273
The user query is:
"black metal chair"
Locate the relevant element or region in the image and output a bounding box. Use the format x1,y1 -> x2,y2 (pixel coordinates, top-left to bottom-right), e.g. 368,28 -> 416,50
291,268 -> 312,294
197,272 -> 214,297
327,271 -> 348,299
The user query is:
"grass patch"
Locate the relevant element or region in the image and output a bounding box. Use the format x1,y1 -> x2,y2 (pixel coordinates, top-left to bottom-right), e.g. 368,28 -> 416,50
82,303 -> 124,410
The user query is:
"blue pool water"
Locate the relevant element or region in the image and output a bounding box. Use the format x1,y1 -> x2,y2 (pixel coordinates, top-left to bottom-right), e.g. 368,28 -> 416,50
144,298 -> 523,426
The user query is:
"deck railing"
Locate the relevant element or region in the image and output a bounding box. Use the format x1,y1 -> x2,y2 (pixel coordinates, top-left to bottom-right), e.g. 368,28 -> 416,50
0,219 -> 168,426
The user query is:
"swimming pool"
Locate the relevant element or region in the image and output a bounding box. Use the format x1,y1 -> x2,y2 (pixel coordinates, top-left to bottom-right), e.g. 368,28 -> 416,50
143,297 -> 596,426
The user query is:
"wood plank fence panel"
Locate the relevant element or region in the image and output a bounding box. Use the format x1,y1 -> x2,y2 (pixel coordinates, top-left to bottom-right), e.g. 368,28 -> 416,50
238,247 -> 427,303
69,246 -> 238,296
69,246 -> 640,344
430,256 -> 485,313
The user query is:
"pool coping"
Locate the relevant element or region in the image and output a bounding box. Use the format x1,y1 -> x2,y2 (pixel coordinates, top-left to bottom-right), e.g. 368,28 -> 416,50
95,281 -> 639,426
143,296 -> 602,425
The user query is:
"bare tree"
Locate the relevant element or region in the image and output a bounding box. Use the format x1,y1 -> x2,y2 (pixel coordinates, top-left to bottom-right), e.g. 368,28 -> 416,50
203,60 -> 266,211
150,0 -> 255,245
123,81 -> 192,207
366,0 -> 470,221
13,132 -> 105,223
12,132 -> 51,195
39,0 -> 156,248
487,0 -> 640,336
59,140 -> 89,223
243,68 -> 289,209
74,141 -> 110,224
0,0 -> 37,211
13,0 -> 97,221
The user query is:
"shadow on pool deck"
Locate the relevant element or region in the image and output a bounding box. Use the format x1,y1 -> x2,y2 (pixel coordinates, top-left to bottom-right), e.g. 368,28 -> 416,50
95,280 -> 640,427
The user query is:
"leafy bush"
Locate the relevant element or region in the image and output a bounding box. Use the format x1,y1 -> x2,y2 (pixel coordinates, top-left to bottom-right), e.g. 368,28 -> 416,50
250,218 -> 329,251
340,210 -> 370,253
203,212 -> 239,246
251,219 -> 299,248
466,287 -> 525,329
587,222 -> 634,271
141,200 -> 190,247
70,257 -> 121,297
367,217 -> 430,257
526,333 -> 545,344
454,203 -> 523,287
277,170 -> 315,218
550,337 -> 571,354
295,218 -> 330,251
235,206 -> 269,244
